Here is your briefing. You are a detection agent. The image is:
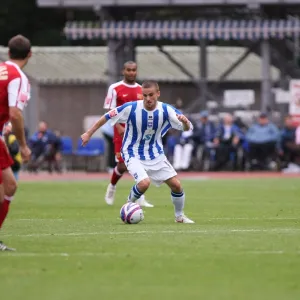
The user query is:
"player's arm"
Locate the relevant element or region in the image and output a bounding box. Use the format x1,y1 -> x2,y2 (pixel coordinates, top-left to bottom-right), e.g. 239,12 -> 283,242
8,78 -> 31,161
81,115 -> 108,146
81,103 -> 132,146
167,105 -> 193,132
177,114 -> 192,131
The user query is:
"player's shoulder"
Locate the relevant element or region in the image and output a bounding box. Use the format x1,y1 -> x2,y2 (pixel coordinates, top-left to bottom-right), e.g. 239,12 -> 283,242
1,62 -> 28,82
119,100 -> 138,110
108,80 -> 124,90
159,102 -> 182,115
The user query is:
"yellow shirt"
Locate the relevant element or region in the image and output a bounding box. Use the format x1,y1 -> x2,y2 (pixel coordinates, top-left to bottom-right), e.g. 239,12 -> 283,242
7,134 -> 22,164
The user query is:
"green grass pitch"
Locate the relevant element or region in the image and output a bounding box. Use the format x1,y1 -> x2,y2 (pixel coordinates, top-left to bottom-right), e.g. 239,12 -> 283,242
1,178 -> 300,300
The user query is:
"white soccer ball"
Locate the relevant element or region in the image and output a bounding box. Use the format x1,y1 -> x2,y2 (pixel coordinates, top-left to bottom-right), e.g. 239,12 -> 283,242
120,202 -> 144,224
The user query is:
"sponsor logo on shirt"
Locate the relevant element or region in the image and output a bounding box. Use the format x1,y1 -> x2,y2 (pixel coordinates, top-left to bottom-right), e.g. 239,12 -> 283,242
109,109 -> 117,118
0,66 -> 8,80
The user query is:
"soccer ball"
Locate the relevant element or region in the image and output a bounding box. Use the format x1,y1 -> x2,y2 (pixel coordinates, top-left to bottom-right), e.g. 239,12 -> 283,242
120,202 -> 144,224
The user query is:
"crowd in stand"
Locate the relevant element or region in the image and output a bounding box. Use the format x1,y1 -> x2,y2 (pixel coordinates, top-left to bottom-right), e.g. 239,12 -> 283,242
3,121 -> 63,176
4,113 -> 300,175
164,110 -> 300,173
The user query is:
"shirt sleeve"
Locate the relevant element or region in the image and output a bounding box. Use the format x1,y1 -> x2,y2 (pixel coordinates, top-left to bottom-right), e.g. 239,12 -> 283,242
8,77 -> 30,111
167,104 -> 193,132
104,103 -> 132,125
103,85 -> 117,109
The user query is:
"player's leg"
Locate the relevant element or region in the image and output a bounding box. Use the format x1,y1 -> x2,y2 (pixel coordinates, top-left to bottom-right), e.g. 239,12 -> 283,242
126,158 -> 151,203
0,167 -> 17,251
104,139 -> 127,205
149,157 -> 194,223
105,141 -> 154,207
164,176 -> 194,223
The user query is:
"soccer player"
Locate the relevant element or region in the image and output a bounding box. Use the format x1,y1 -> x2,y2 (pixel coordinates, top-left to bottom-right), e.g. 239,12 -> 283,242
0,35 -> 32,251
82,80 -> 194,223
103,61 -> 153,208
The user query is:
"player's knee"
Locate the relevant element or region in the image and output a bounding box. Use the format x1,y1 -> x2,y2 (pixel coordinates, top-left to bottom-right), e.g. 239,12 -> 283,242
4,177 -> 17,196
117,163 -> 127,174
137,178 -> 151,193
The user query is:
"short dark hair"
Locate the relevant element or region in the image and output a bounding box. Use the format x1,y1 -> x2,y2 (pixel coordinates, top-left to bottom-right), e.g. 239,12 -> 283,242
123,61 -> 137,69
8,35 -> 31,60
142,80 -> 159,90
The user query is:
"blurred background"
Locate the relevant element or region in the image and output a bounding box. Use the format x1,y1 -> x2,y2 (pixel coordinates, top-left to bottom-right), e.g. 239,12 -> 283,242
2,0 -> 300,174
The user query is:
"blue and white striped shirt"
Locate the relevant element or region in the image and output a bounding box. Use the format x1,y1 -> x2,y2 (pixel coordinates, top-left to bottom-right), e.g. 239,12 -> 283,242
105,100 -> 193,162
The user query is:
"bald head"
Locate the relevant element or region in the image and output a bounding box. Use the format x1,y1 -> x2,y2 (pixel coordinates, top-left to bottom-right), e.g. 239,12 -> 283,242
123,61 -> 137,84
123,61 -> 136,69
223,113 -> 233,125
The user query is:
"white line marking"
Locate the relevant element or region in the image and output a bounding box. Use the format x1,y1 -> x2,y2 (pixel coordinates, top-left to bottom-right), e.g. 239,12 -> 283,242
3,250 -> 300,257
15,217 -> 300,222
2,228 -> 300,238
210,217 -> 300,221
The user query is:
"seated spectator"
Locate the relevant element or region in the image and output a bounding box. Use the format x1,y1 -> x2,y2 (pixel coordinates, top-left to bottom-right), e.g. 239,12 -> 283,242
3,123 -> 21,180
47,130 -> 63,173
278,115 -> 296,168
234,116 -> 248,133
28,121 -> 59,173
281,121 -> 300,173
246,113 -> 279,170
173,110 -> 215,171
213,113 -> 244,171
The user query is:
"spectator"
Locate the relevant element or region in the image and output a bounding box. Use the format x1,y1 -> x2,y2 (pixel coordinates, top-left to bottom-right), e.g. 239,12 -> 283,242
234,116 -> 248,133
213,113 -> 244,170
172,110 -> 216,171
278,115 -> 296,168
47,130 -> 63,173
281,121 -> 300,173
28,121 -> 57,173
3,123 -> 22,180
246,113 -> 279,170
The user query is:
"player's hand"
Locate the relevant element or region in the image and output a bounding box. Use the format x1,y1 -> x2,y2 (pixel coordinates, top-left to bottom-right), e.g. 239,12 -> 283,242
177,114 -> 189,124
81,132 -> 91,146
20,145 -> 31,163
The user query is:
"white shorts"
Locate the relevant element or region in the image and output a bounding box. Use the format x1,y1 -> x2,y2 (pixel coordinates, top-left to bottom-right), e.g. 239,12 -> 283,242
126,156 -> 177,186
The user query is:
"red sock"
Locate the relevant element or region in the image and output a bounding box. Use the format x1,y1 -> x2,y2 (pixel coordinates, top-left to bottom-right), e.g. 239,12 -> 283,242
110,166 -> 123,186
0,196 -> 12,229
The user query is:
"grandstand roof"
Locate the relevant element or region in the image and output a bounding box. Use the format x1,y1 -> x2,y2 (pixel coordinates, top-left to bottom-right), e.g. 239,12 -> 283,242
64,20 -> 300,41
0,46 -> 280,84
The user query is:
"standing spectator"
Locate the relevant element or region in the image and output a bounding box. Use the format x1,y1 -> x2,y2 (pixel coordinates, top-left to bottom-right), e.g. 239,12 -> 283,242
246,113 -> 279,170
3,123 -> 21,180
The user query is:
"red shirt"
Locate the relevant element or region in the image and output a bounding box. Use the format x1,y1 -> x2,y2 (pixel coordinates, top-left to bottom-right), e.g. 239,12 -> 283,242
0,61 -> 30,131
103,80 -> 143,141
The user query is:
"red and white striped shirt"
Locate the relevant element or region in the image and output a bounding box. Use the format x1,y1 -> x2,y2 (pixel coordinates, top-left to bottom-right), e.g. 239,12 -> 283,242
0,61 -> 30,131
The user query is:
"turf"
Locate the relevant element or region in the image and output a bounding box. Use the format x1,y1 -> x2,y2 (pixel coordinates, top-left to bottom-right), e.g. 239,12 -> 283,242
1,178 -> 300,300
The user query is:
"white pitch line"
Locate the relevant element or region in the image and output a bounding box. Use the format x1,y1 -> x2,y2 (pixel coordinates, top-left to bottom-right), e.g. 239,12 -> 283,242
210,217 -> 300,221
3,251 -> 300,257
16,217 -> 300,222
2,228 -> 300,238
